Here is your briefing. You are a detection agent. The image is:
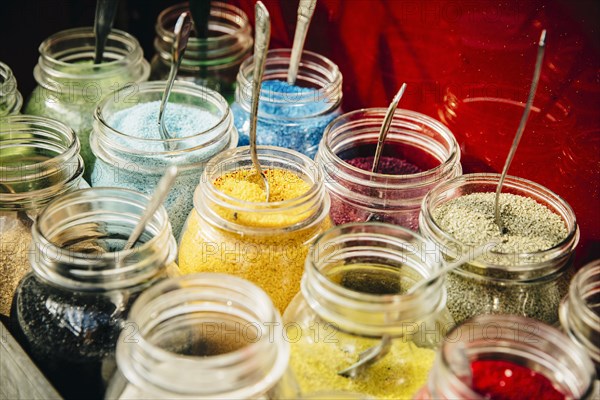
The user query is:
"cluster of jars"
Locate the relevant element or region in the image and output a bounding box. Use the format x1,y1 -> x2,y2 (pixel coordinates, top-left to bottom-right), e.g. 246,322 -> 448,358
1,1 -> 599,400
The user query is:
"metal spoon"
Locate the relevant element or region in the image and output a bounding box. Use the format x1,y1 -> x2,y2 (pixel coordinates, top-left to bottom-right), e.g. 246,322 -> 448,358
249,1 -> 271,202
189,0 -> 211,39
93,0 -> 119,64
494,29 -> 547,233
157,12 -> 193,147
371,83 -> 408,174
365,83 -> 408,222
123,165 -> 178,251
337,242 -> 494,378
287,0 -> 317,85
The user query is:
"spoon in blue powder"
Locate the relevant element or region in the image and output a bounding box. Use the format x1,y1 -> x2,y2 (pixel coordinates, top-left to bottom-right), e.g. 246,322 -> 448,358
157,12 -> 193,150
93,0 -> 119,64
249,1 -> 271,201
123,165 -> 179,251
493,29 -> 547,234
287,0 -> 317,85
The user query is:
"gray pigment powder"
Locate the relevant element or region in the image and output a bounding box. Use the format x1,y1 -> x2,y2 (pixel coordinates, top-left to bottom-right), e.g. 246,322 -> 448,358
432,192 -> 571,325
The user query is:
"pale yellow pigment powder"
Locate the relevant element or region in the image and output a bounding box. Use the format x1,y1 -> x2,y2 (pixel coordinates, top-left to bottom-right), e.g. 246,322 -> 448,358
178,168 -> 330,311
290,330 -> 436,399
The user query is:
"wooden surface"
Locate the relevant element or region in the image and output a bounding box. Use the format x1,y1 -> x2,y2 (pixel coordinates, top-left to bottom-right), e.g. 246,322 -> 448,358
1,321 -> 62,400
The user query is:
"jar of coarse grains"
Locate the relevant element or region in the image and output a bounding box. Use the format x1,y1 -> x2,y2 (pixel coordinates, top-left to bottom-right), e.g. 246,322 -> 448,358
150,2 -> 252,103
177,146 -> 331,312
0,115 -> 84,316
11,187 -> 177,400
0,62 -> 23,116
231,49 -> 342,158
419,173 -> 579,325
414,315 -> 596,399
24,28 -> 150,178
90,81 -> 238,238
283,223 -> 454,399
559,259 -> 600,380
105,274 -> 298,399
316,109 -> 461,229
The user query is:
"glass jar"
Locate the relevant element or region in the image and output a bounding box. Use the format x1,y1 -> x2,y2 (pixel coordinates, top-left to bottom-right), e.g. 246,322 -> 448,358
90,81 -> 238,238
415,314 -> 596,399
419,173 -> 579,325
150,1 -> 252,104
283,223 -> 454,399
0,62 -> 23,116
316,109 -> 461,230
11,187 -> 177,400
23,27 -> 151,178
178,146 -> 331,312
0,115 -> 84,316
559,259 -> 600,377
105,273 -> 298,399
231,49 -> 343,158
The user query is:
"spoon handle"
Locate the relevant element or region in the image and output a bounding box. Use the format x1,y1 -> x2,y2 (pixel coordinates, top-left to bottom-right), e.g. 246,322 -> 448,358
189,0 -> 211,39
93,0 -> 119,64
371,83 -> 407,174
158,12 -> 193,141
494,29 -> 546,231
249,1 -> 271,201
124,165 -> 178,251
287,0 -> 317,85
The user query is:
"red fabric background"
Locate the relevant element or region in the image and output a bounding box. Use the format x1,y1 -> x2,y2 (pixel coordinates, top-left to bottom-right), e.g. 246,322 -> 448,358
233,0 -> 599,266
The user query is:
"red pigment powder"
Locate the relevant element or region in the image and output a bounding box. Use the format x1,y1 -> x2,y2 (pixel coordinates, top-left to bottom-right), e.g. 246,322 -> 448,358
346,156 -> 423,175
471,360 -> 566,400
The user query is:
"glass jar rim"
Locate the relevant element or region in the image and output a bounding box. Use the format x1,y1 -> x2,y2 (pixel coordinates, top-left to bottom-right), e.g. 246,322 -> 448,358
118,273 -> 289,397
0,61 -> 16,92
321,107 -> 461,184
420,173 -> 579,271
94,81 -> 231,151
31,187 -> 175,291
38,26 -> 141,70
235,48 -> 342,120
0,115 -> 84,209
302,222 -> 448,336
195,145 -> 328,232
156,1 -> 251,45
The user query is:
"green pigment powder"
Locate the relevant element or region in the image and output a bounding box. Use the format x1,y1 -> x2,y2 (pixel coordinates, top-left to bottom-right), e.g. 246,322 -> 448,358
432,192 -> 571,324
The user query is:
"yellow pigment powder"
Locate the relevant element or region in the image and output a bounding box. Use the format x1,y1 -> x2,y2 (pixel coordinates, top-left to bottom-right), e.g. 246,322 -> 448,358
178,168 -> 330,311
290,330 -> 436,399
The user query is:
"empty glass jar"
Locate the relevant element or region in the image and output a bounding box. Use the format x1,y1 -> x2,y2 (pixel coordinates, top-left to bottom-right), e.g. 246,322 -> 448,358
283,223 -> 453,399
0,62 -> 23,116
11,187 -> 177,399
105,273 -> 298,399
415,314 -> 596,399
150,1 -> 252,103
419,173 -> 579,325
316,108 -> 461,229
0,115 -> 84,316
24,27 -> 150,178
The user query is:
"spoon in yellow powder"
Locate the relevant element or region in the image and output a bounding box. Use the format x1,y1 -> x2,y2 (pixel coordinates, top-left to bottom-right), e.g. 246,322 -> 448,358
337,242 -> 495,378
249,1 -> 271,201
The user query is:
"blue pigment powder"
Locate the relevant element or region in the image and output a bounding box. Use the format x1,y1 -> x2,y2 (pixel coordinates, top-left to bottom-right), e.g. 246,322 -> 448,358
232,80 -> 339,158
90,101 -> 234,237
